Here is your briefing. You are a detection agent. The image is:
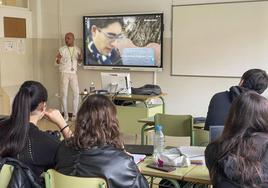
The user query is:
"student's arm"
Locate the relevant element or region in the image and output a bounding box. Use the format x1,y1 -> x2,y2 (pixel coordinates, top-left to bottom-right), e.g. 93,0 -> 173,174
44,109 -> 73,139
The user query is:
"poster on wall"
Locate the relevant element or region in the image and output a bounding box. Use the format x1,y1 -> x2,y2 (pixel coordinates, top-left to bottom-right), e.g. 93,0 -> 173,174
16,39 -> 25,54
3,41 -> 16,52
0,39 -> 25,54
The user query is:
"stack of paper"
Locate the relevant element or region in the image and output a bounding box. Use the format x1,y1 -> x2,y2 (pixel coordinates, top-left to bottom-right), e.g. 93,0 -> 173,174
178,146 -> 206,165
131,154 -> 146,164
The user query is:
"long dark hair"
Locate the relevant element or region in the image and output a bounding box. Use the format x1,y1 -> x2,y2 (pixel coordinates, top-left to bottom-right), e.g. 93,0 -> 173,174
211,91 -> 268,187
69,94 -> 123,149
0,81 -> 48,157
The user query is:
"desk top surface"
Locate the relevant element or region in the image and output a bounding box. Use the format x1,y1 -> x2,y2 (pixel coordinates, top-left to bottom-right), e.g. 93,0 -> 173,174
137,116 -> 155,124
80,93 -> 166,102
183,165 -> 211,184
138,157 -> 195,180
137,116 -> 205,129
139,157 -> 210,184
109,93 -> 166,102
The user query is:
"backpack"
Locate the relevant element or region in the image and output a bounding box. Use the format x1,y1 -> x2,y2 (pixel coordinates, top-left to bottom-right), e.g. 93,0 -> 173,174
131,84 -> 162,95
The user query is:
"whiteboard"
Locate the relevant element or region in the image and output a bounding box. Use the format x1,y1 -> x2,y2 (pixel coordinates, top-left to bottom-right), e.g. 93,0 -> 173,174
172,1 -> 268,77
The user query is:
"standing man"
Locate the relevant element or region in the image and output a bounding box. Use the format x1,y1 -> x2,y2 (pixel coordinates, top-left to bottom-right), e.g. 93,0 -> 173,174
56,32 -> 82,121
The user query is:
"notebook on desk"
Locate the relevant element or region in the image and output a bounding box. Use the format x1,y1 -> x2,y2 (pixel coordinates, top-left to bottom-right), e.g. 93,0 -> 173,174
124,144 -> 154,156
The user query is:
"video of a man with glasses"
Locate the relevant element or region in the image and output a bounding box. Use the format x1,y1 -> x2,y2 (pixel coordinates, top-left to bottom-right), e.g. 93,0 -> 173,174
83,14 -> 163,67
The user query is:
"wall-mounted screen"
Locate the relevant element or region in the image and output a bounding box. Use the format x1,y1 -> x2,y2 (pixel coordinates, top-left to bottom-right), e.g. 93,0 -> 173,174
83,13 -> 163,71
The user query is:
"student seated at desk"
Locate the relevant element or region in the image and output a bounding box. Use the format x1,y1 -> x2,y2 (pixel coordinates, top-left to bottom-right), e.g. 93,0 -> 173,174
55,94 -> 149,188
204,69 -> 268,131
0,81 -> 72,184
205,91 -> 268,188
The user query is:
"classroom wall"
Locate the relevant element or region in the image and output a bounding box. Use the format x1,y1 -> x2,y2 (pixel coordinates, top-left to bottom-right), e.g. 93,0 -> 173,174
34,0 -> 251,117
0,5 -> 34,114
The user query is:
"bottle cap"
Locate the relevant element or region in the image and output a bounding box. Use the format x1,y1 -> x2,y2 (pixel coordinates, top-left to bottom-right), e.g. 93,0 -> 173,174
155,125 -> 162,131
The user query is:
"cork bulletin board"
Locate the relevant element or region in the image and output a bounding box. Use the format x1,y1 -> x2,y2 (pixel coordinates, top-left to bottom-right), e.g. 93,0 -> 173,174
4,17 -> 26,38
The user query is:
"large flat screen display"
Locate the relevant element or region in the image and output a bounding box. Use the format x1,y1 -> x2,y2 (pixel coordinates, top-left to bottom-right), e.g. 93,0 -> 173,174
83,13 -> 163,71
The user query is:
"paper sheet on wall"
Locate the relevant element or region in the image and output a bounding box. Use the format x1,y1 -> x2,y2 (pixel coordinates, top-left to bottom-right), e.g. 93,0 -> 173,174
16,39 -> 25,54
2,40 -> 25,54
3,41 -> 16,52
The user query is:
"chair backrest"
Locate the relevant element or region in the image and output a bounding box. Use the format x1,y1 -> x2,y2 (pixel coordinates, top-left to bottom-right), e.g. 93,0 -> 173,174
0,164 -> 14,188
209,125 -> 224,142
44,169 -> 108,188
154,113 -> 193,145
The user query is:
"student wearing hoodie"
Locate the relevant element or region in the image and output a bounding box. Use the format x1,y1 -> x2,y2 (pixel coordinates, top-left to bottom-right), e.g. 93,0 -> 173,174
204,69 -> 268,131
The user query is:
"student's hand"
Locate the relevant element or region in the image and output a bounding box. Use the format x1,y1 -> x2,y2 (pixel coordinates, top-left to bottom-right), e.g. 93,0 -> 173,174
44,108 -> 66,129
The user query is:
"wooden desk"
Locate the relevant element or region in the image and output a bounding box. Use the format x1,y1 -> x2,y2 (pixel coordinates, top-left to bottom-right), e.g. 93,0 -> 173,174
138,117 -> 204,129
138,116 -> 155,145
139,157 -> 195,180
183,165 -> 211,184
80,93 -> 166,111
139,157 -> 211,187
138,116 -> 155,125
109,93 -> 166,113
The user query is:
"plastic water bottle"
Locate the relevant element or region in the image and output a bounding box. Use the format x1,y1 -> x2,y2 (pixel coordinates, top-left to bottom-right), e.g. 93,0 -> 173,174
153,125 -> 165,160
90,82 -> 95,93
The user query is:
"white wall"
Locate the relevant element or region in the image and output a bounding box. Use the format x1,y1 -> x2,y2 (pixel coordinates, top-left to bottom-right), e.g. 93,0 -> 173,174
0,5 -> 34,114
36,0 -> 253,117
0,5 -> 33,87
0,5 -> 32,38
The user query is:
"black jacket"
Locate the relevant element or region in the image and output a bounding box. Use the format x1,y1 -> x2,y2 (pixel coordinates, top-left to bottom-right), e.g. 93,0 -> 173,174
55,142 -> 149,188
0,157 -> 42,188
0,122 -> 60,178
204,86 -> 249,130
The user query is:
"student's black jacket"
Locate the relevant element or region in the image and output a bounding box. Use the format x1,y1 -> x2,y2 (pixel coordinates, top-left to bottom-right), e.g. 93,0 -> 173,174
0,157 -> 42,188
204,86 -> 249,130
55,142 -> 149,188
0,121 -> 60,178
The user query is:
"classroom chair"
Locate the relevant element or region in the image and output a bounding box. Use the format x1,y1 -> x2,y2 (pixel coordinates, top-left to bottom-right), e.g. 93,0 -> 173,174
145,114 -> 193,188
154,113 -> 193,146
192,128 -> 209,146
44,169 -> 107,188
0,164 -> 14,188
